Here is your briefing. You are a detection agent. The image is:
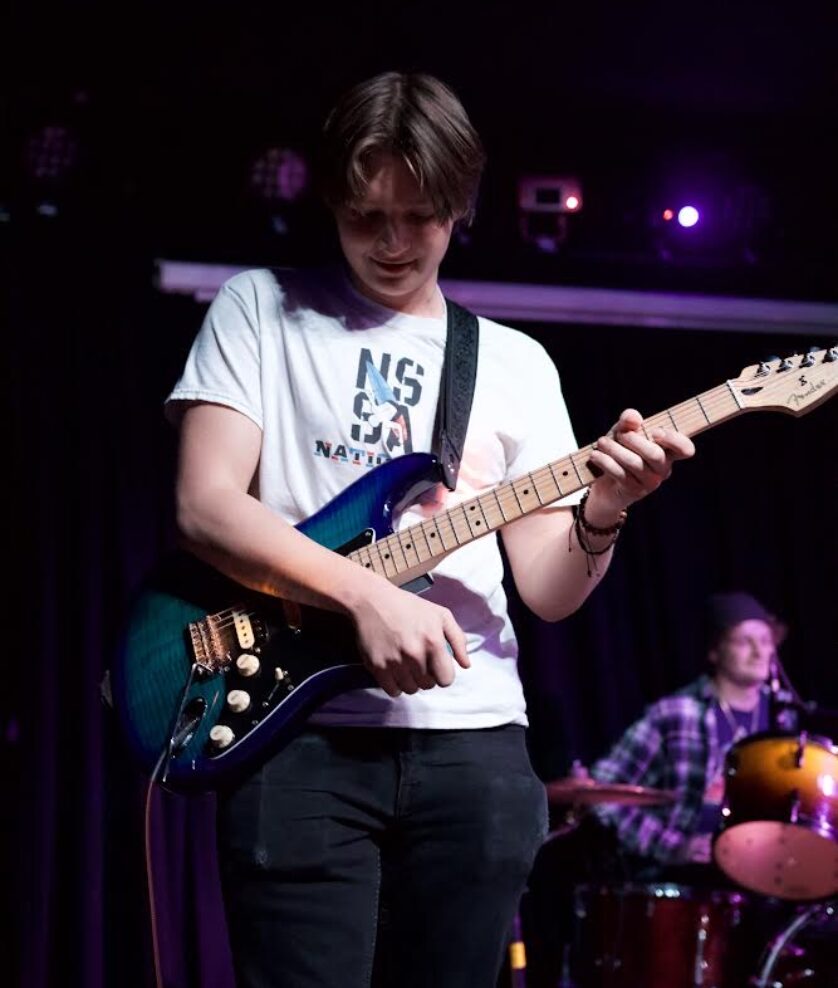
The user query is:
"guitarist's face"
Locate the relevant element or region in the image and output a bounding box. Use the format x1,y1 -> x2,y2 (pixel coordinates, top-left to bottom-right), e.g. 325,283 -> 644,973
334,151 -> 455,318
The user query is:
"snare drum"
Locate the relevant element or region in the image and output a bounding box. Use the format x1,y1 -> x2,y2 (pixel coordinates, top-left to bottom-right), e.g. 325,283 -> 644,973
571,882 -> 750,988
714,732 -> 838,900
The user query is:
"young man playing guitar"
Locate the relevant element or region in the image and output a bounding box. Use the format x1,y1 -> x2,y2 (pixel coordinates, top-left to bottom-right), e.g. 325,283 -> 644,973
164,71 -> 694,988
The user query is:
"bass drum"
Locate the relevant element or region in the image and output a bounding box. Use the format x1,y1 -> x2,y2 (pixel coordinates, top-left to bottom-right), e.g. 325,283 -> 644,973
753,900 -> 838,987
570,882 -> 751,988
714,732 -> 838,900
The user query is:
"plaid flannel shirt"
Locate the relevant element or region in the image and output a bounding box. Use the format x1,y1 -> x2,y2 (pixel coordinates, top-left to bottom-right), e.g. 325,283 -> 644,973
591,675 -> 734,864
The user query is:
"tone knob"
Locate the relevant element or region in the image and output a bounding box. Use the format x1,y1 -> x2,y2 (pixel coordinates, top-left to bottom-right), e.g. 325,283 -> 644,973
236,653 -> 260,677
209,725 -> 235,749
227,689 -> 251,713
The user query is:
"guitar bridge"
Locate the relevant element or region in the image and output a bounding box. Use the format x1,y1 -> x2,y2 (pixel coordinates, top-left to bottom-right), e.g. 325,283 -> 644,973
189,606 -> 254,673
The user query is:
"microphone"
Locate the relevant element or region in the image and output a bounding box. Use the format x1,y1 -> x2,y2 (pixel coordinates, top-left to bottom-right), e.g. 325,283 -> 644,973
768,655 -> 802,732
769,657 -> 781,697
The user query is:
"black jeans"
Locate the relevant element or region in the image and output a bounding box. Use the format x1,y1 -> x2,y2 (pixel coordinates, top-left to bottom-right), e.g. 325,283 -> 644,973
217,724 -> 547,988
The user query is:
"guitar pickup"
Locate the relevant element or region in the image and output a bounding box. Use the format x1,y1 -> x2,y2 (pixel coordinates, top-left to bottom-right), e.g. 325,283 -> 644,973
232,608 -> 255,649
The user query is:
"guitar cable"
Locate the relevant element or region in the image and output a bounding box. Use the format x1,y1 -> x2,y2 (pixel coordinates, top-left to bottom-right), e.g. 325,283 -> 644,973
145,749 -> 168,988
143,664 -> 203,988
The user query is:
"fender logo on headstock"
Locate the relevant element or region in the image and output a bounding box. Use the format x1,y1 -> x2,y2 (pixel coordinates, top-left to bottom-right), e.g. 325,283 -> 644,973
788,377 -> 826,408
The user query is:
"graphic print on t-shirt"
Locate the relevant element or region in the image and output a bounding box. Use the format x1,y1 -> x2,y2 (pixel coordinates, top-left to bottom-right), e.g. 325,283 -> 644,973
312,347 -> 426,469
351,349 -> 424,455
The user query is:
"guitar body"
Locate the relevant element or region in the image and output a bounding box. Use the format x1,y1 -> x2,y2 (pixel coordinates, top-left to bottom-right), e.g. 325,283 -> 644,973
111,452 -> 441,792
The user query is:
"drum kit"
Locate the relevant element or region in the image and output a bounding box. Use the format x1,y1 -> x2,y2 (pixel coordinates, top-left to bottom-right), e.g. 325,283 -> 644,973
534,719 -> 838,987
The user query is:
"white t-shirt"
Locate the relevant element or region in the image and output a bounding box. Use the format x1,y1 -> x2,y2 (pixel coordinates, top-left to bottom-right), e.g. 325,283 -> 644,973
166,265 -> 581,729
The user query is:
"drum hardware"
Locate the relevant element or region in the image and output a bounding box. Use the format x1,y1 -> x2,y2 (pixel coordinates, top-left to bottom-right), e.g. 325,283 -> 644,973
788,788 -> 800,825
794,732 -> 807,768
693,910 -> 711,987
751,899 -> 837,988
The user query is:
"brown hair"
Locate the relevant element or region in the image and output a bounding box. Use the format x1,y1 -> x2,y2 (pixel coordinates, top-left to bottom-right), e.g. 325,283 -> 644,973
318,71 -> 485,224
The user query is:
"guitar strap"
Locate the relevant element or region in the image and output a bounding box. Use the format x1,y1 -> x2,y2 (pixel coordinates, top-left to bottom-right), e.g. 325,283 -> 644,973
432,298 -> 480,491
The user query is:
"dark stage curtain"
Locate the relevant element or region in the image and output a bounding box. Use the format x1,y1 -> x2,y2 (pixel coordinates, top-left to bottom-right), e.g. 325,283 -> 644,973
8,228 -> 837,987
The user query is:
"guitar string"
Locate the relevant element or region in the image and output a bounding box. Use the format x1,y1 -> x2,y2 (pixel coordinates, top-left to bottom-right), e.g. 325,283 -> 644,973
203,364 -> 831,634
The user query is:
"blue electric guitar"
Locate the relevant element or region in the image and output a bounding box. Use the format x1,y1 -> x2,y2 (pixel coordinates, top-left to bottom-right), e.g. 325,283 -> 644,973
111,347 -> 837,791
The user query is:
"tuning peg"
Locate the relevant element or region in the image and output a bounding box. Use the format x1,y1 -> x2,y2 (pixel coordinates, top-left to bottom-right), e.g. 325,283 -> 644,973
800,347 -> 819,367
778,357 -> 794,371
756,356 -> 779,376
825,345 -> 838,362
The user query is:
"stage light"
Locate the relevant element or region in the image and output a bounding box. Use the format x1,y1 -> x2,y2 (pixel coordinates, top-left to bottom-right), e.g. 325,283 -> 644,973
662,208 -> 674,221
677,205 -> 700,228
24,124 -> 80,183
248,147 -> 309,203
517,174 -> 583,252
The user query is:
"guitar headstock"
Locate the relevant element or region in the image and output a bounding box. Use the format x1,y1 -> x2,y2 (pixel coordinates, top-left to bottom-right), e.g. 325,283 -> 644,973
731,344 -> 838,416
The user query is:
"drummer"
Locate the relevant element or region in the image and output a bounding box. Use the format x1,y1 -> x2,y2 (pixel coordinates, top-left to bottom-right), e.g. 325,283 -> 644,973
589,590 -> 787,883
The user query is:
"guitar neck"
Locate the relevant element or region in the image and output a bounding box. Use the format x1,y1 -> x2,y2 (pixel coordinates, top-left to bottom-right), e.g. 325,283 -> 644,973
347,380 -> 744,583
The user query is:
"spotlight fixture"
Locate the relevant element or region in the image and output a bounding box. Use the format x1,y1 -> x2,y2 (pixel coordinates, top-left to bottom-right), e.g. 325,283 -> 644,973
517,174 -> 583,252
248,147 -> 309,204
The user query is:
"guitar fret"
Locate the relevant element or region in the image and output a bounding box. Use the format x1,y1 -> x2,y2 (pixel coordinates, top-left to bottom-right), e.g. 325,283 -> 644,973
714,386 -> 743,421
535,467 -> 560,504
480,491 -> 505,529
372,540 -> 397,578
463,497 -> 490,537
568,452 -> 586,488
511,475 -> 540,513
388,532 -> 410,573
417,521 -> 435,558
548,462 -> 566,498
443,509 -> 468,546
492,487 -> 510,522
427,515 -> 451,552
395,528 -> 423,569
505,481 -> 524,516
529,472 -> 547,505
495,491 -> 519,521
553,458 -> 577,494
352,545 -> 375,571
669,399 -> 705,430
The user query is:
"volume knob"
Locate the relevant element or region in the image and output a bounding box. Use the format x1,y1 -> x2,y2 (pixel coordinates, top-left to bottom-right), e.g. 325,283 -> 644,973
209,725 -> 235,749
227,689 -> 251,713
236,653 -> 260,677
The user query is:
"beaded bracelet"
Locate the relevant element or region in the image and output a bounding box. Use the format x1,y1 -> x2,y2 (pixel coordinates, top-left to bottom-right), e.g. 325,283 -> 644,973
569,490 -> 628,576
576,489 -> 627,536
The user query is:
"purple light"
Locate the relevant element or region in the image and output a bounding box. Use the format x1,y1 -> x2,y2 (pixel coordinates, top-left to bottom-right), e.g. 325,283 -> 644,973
678,205 -> 700,228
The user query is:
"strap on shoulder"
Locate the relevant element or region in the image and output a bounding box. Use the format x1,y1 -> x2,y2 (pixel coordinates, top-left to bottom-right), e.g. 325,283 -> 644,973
432,299 -> 480,491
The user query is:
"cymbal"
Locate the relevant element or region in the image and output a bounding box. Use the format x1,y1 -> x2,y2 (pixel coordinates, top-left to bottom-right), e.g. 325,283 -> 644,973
545,777 -> 677,807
